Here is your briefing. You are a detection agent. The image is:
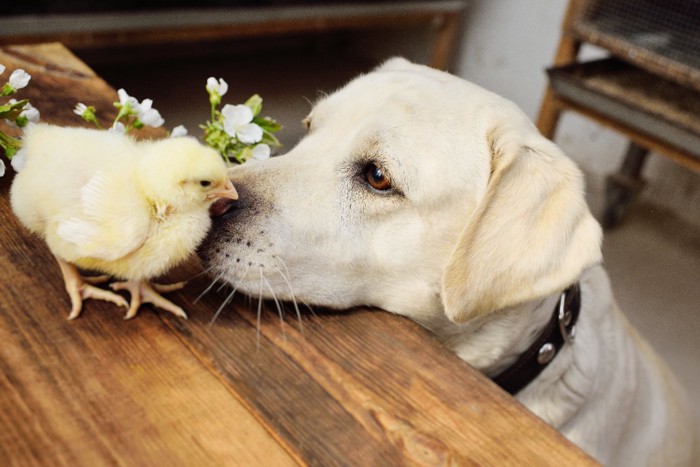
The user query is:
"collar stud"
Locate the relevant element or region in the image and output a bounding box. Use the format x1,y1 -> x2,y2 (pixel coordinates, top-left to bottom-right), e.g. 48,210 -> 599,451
537,342 -> 556,364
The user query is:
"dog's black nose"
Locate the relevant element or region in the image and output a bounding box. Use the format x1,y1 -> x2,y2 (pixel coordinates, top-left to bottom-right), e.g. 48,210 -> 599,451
210,198 -> 238,217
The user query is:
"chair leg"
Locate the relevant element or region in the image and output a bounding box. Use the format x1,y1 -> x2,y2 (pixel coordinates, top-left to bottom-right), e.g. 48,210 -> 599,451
603,142 -> 650,229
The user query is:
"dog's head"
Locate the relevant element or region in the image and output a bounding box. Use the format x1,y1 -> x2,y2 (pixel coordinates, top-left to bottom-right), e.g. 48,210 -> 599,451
199,58 -> 602,326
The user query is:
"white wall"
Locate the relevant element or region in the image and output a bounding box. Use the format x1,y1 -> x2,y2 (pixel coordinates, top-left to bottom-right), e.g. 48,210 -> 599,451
454,0 -> 700,228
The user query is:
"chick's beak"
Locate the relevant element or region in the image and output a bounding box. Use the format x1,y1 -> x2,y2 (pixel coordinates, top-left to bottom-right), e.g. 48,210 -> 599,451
209,180 -> 238,201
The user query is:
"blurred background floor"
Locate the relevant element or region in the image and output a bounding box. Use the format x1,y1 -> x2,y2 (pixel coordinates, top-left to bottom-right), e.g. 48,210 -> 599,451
87,45 -> 699,431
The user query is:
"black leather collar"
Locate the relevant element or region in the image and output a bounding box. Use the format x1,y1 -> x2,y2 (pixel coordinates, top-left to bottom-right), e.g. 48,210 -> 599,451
492,284 -> 581,395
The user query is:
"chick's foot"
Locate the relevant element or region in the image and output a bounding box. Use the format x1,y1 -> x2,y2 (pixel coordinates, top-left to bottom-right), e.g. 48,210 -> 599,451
55,258 -> 128,320
110,280 -> 188,320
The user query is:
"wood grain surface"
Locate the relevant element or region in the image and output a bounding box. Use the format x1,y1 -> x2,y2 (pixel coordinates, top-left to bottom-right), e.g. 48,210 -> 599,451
0,43 -> 598,466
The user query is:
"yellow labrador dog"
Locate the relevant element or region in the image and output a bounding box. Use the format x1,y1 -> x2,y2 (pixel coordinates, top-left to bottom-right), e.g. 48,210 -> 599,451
200,58 -> 695,465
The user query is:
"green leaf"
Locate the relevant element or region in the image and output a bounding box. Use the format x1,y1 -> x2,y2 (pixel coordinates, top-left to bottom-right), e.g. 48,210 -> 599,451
0,99 -> 29,121
245,94 -> 263,117
260,132 -> 281,148
254,116 -> 282,133
1,83 -> 15,97
236,146 -> 253,164
0,131 -> 21,158
4,144 -> 16,158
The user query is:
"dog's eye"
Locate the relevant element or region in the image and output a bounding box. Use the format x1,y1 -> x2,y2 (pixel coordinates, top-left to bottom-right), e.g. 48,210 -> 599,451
200,180 -> 212,188
365,163 -> 392,191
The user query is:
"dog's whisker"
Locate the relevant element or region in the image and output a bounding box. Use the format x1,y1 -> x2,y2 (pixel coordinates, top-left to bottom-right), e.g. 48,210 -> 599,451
186,265 -> 216,282
269,259 -> 316,319
256,267 -> 264,351
210,287 -> 237,326
300,298 -> 318,317
194,271 -> 225,304
262,271 -> 287,342
209,265 -> 251,326
273,264 -> 304,335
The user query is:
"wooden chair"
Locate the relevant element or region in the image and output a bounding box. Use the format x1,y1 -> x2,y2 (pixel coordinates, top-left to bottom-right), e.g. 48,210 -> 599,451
537,0 -> 700,227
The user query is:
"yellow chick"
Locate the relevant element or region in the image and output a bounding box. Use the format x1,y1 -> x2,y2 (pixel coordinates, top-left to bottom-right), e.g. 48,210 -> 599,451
10,124 -> 237,320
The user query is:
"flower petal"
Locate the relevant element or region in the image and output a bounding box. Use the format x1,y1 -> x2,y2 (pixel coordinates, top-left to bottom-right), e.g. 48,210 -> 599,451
170,125 -> 188,137
140,108 -> 164,127
22,103 -> 40,123
10,149 -> 26,172
206,77 -> 218,92
217,78 -> 228,96
0,159 -> 5,177
117,88 -> 138,108
139,98 -> 153,112
0,64 -> 5,75
222,104 -> 253,127
117,88 -> 129,105
9,69 -> 31,90
236,123 -> 263,144
110,122 -> 127,134
251,143 -> 271,160
74,102 -> 87,116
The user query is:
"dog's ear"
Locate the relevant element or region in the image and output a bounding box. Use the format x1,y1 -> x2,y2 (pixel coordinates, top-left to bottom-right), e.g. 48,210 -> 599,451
441,121 -> 602,323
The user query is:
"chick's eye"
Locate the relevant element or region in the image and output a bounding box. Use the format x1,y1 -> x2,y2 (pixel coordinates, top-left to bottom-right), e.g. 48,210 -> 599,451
365,163 -> 392,191
200,180 -> 212,188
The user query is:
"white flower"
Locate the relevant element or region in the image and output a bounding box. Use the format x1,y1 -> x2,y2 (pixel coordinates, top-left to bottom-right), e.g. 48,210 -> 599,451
0,64 -> 5,76
206,77 -> 228,97
0,159 -> 5,177
117,88 -> 139,109
4,99 -> 39,128
137,98 -> 164,127
74,102 -> 88,116
251,143 -> 270,160
110,122 -> 127,134
11,149 -> 26,172
9,69 -> 31,90
21,102 -> 40,124
170,125 -> 188,137
222,104 -> 262,144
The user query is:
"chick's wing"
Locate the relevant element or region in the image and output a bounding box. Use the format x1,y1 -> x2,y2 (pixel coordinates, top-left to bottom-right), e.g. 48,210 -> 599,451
57,170 -> 150,261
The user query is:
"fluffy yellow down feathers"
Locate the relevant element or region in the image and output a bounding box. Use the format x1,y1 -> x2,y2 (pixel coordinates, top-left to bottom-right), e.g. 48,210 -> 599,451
10,124 -> 238,319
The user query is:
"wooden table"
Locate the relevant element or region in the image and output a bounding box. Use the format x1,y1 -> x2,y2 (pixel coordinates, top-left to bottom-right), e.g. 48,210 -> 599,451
0,43 -> 596,466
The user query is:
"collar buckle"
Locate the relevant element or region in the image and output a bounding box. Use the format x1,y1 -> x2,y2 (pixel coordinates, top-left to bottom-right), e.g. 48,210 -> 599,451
558,291 -> 576,345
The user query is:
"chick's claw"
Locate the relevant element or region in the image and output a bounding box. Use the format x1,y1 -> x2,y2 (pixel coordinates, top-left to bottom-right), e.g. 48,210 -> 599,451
82,274 -> 112,285
56,258 -> 129,320
110,280 -> 188,320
